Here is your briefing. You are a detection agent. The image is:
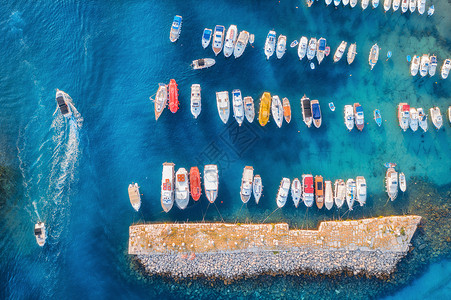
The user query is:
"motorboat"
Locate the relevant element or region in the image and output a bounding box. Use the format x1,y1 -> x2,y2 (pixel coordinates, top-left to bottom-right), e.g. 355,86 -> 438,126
271,95 -> 283,128
419,54 -> 430,77
325,47 -> 330,57
369,43 -> 379,70
334,179 -> 346,208
350,0 -> 358,7
393,0 -> 401,11
325,0 -> 333,5
334,0 -> 341,6
216,91 -> 230,124
291,178 -> 302,208
168,79 -> 179,113
401,0 -> 409,12
276,35 -> 287,59
258,92 -> 271,126
153,84 -> 167,121
411,55 -> 420,76
362,0 -> 370,9
373,0 -> 380,8
34,222 -> 46,247
324,180 -> 333,210
240,166 -> 254,204
356,176 -> 367,207
190,84 -> 201,119
417,108 -> 428,132
244,96 -> 255,123
264,30 -> 276,60
223,25 -> 238,58
315,175 -> 324,209
204,164 -> 218,203
192,58 -> 216,70
354,103 -> 364,131
253,175 -> 263,204
399,172 -> 407,192
343,0 -> 350,5
310,62 -> 315,70
298,36 -> 308,60
441,59 -> 451,79
307,38 -> 317,61
418,0 -> 426,14
249,34 -> 255,45
169,15 -> 182,42
212,25 -> 225,56
428,55 -> 437,76
346,178 -> 356,211
347,43 -> 357,65
161,162 -> 175,212
427,5 -> 435,16
175,168 -> 190,210
276,178 -> 290,208
344,105 -> 355,131
283,97 -> 291,124
329,102 -> 336,111
398,103 -> 410,131
301,95 -> 313,127
189,167 -> 201,201
202,28 -> 212,48
374,109 -> 382,127
409,0 -> 416,13
128,183 -> 141,211
384,0 -> 392,12
317,37 -> 326,65
333,41 -> 347,63
232,89 -> 244,126
302,174 -> 315,208
386,167 -> 398,201
290,40 -> 299,48
233,30 -> 249,58
311,100 -> 322,128
409,107 -> 419,132
55,89 -> 72,118
430,106 -> 443,130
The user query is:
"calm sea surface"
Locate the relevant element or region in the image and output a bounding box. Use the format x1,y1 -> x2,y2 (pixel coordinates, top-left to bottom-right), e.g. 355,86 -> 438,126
0,0 -> 450,298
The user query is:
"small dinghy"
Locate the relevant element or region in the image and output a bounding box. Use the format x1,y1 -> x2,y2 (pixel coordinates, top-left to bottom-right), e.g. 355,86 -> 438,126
399,172 -> 406,192
427,5 -> 435,16
249,34 -> 255,45
202,28 -> 212,49
374,109 -> 382,126
329,102 -> 336,111
310,62 -> 315,70
325,46 -> 330,57
192,58 -> 216,70
324,180 -> 334,210
290,40 -> 298,48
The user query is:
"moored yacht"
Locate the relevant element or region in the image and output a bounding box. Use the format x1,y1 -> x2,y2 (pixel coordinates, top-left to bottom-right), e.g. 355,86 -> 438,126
232,89 -> 244,126
283,97 -> 291,124
343,0 -> 350,5
168,79 -> 179,113
161,162 -> 175,212
276,178 -> 290,208
34,222 -> 46,247
428,55 -> 437,76
311,100 -> 322,128
334,41 -> 347,63
264,30 -> 276,60
302,174 -> 315,208
190,84 -> 201,119
419,54 -> 430,77
291,178 -> 302,208
202,28 -> 212,49
356,176 -> 367,206
409,107 -> 419,132
315,175 -> 324,209
190,167 -> 201,201
417,108 -> 428,132
386,167 -> 398,201
369,43 -> 379,70
354,103 -> 364,131
418,0 -> 426,14
240,166 -> 254,204
334,0 -> 341,6
350,0 -> 358,7
128,183 -> 141,211
324,180 -> 334,210
223,25 -> 238,58
362,0 -> 370,9
398,103 -> 410,131
276,35 -> 287,59
326,0 -> 333,5
409,0 -> 416,13
401,0 -> 409,12
212,25 -> 225,56
384,0 -> 392,12
204,164 -> 219,203
298,36 -> 308,60
307,38 -> 317,61
411,55 -> 420,76
244,96 -> 255,123
216,91 -> 230,124
346,178 -> 356,211
347,43 -> 357,65
334,179 -> 346,208
258,92 -> 271,126
441,59 -> 451,79
233,30 -> 249,58
393,0 -> 401,11
153,84 -> 167,121
399,172 -> 407,192
301,95 -> 313,127
271,95 -> 283,128
169,15 -> 182,42
55,89 -> 72,118
430,106 -> 443,130
175,168 -> 190,210
253,175 -> 263,204
317,37 -> 326,65
344,105 -> 355,131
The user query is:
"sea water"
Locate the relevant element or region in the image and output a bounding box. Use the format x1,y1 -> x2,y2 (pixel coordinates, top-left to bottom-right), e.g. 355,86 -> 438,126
0,0 -> 450,298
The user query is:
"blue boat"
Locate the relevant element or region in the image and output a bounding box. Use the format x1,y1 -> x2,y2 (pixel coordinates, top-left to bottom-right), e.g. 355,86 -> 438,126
169,15 -> 182,42
384,162 -> 397,168
329,102 -> 335,111
202,28 -> 212,49
311,100 -> 322,128
374,109 -> 382,127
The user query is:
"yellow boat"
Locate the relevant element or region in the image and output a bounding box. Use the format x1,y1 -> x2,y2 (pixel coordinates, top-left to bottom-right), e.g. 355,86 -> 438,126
258,92 -> 271,126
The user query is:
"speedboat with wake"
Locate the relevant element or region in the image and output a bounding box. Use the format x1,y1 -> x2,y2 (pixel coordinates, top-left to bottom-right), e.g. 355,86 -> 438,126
169,15 -> 182,42
234,30 -> 249,58
301,95 -> 313,127
399,172 -> 407,192
298,36 -> 308,60
333,41 -> 347,63
307,38 -> 317,61
153,84 -> 167,121
240,166 -> 254,204
244,96 -> 255,123
417,108 -> 428,132
324,180 -> 333,210
128,183 -> 141,211
346,178 -> 356,211
398,103 -> 410,131
317,37 -> 326,65
232,89 -> 244,126
347,43 -> 357,65
34,222 -> 46,247
190,84 -> 201,119
264,30 -> 276,60
283,97 -> 291,124
411,55 -> 420,76
216,91 -> 230,124
161,162 -> 175,212
291,178 -> 301,208
204,164 -> 219,203
190,167 -> 201,201
258,92 -> 271,126
430,106 -> 443,130
202,28 -> 212,48
441,59 -> 451,79
175,168 -> 190,210
212,25 -> 225,56
428,55 -> 437,76
334,179 -> 346,208
344,105 -> 354,131
253,175 -> 263,204
168,79 -> 179,113
311,100 -> 322,128
419,54 -> 430,77
223,25 -> 238,58
271,95 -> 283,128
374,109 -> 382,127
302,174 -> 315,208
55,89 -> 72,118
386,167 -> 398,201
369,43 -> 379,70
315,175 -> 324,209
276,178 -> 290,208
410,107 -> 419,132
356,176 -> 367,207
276,35 -> 287,59
192,58 -> 216,70
354,103 -> 364,131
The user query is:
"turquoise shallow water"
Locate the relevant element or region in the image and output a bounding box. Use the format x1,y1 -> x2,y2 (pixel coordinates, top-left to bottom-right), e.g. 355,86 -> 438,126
0,0 -> 450,298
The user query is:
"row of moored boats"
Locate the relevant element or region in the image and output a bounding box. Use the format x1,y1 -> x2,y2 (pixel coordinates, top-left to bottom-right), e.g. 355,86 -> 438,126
410,54 -> 450,79
315,0 -> 433,15
397,103 -> 449,131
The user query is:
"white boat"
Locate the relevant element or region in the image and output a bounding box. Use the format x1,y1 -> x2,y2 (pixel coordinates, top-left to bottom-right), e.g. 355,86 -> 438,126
175,168 -> 190,210
244,96 -> 255,123
301,95 -> 313,127
232,89 -> 244,126
369,43 -> 379,70
350,0 -> 358,7
347,43 -> 357,65
429,55 -> 437,76
441,59 -> 451,79
249,34 -> 255,45
253,175 -> 263,204
362,0 -> 370,9
325,0 -> 333,6
276,178 -> 290,208
334,179 -> 346,208
223,25 -> 238,58
419,54 -> 430,77
298,36 -> 308,60
356,176 -> 367,207
153,84 -> 167,121
411,55 -> 420,76
192,58 -> 216,70
346,178 -> 356,211
398,103 -> 410,131
302,174 -> 315,208
334,0 -> 341,6
204,164 -> 219,203
276,35 -> 287,59
55,89 -> 72,118
240,166 -> 254,204
324,180 -> 334,210
34,222 -> 46,247
264,30 -> 276,60
202,28 -> 212,49
384,0 -> 392,11
169,15 -> 182,43
271,95 -> 283,128
317,37 -> 326,65
307,38 -> 317,61
393,0 -> 401,11
417,108 -> 428,132
409,0 -> 416,12
372,0 -> 380,8
386,167 -> 398,201
291,178 -> 302,208
128,183 -> 141,211
333,41 -> 347,63
401,0 -> 409,12
344,105 -> 355,131
427,5 -> 435,16
449,106 -> 451,125
212,25 -> 225,56
430,106 -> 443,130
343,0 -> 350,5
399,172 -> 407,192
233,30 -> 249,58
161,162 -> 175,212
409,107 -> 419,132
190,84 -> 201,119
216,91 -> 230,124
417,0 -> 426,14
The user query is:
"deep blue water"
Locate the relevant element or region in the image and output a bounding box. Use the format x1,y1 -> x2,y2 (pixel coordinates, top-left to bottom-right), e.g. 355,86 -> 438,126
0,0 -> 450,298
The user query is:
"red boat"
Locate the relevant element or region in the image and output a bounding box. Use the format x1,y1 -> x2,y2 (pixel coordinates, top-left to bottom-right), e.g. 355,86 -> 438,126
189,167 -> 201,201
169,79 -> 179,113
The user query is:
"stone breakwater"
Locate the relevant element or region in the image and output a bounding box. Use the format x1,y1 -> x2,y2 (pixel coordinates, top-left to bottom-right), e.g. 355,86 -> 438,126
129,216 -> 421,279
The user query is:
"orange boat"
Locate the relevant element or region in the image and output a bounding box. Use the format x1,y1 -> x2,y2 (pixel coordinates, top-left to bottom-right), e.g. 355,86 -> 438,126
282,97 -> 291,124
315,175 -> 324,209
169,79 -> 179,113
189,167 -> 201,201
